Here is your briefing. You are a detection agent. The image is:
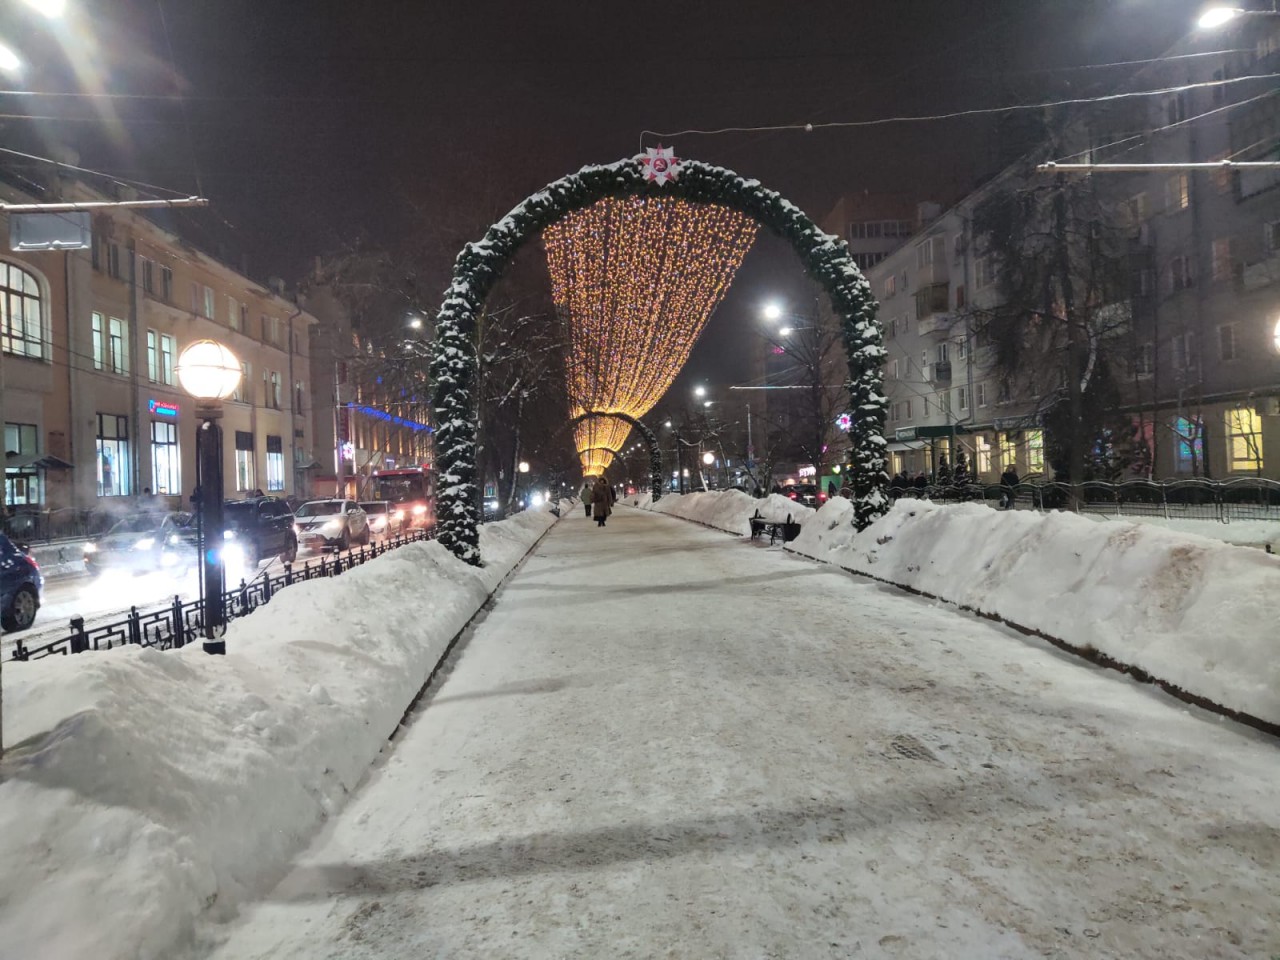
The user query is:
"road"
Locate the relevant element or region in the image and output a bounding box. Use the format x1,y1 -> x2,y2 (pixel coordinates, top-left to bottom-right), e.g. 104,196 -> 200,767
8,538 -> 404,657
195,507 -> 1280,959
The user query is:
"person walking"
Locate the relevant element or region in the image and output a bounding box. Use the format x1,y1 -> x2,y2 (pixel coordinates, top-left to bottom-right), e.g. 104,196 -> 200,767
1000,464 -> 1019,510
581,480 -> 594,518
590,476 -> 612,527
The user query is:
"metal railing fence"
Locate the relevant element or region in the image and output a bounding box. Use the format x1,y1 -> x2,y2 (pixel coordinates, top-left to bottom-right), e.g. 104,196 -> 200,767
889,476 -> 1280,522
11,529 -> 436,662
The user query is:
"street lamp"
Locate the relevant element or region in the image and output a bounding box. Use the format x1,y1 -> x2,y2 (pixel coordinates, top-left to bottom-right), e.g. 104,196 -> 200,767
0,42 -> 22,74
694,385 -> 707,398
763,302 -> 784,321
20,0 -> 66,16
176,339 -> 241,655
1198,4 -> 1278,27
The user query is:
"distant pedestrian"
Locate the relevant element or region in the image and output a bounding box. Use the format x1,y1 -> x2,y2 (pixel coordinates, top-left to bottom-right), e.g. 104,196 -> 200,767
590,476 -> 612,527
1000,465 -> 1018,509
581,481 -> 593,518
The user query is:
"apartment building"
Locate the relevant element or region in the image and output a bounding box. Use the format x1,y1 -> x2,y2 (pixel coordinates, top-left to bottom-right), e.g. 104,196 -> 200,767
869,13 -> 1280,483
3,174 -> 321,524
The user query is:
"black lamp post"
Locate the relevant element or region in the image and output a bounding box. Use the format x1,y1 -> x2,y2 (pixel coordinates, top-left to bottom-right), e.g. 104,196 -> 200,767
176,339 -> 242,655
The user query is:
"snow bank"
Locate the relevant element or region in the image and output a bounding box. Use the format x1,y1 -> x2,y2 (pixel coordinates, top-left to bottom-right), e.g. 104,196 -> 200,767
0,509 -> 558,960
790,498 -> 1280,727
632,490 -> 814,536
1081,513 -> 1280,552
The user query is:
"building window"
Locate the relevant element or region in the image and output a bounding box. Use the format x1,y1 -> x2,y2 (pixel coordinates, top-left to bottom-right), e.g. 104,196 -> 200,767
1165,173 -> 1190,212
954,284 -> 966,309
4,422 -> 41,507
1135,341 -> 1154,378
884,274 -> 897,298
146,330 -> 176,384
1226,407 -> 1264,473
91,312 -> 104,369
976,382 -> 987,407
107,243 -> 121,280
1211,238 -> 1236,282
190,281 -> 200,315
957,385 -> 968,412
266,436 -> 285,491
957,337 -> 967,360
294,380 -> 305,413
975,435 -> 992,475
936,342 -> 949,364
108,316 -> 128,374
1,261 -> 45,360
202,285 -> 215,320
235,430 -> 255,492
234,360 -> 251,403
1000,432 -> 1018,470
1166,92 -> 1188,125
1173,331 -> 1196,372
975,255 -> 995,290
1125,193 -> 1148,224
1219,324 -> 1237,361
1027,429 -> 1045,473
1173,416 -> 1204,474
96,414 -> 131,497
150,420 -> 180,495
229,296 -> 240,330
1265,220 -> 1280,255
141,257 -> 154,295
269,370 -> 282,409
160,265 -> 173,302
1168,255 -> 1194,293
905,399 -> 913,420
261,314 -> 281,346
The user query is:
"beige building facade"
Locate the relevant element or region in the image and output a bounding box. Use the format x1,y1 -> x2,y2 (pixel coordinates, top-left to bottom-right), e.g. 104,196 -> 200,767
3,175 -> 321,533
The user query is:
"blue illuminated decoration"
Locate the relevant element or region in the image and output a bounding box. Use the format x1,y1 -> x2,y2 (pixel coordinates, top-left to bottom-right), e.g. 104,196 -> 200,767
346,403 -> 432,432
149,399 -> 180,419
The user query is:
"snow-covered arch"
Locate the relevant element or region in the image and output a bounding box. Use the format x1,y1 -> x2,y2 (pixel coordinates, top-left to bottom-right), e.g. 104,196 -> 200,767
430,155 -> 885,564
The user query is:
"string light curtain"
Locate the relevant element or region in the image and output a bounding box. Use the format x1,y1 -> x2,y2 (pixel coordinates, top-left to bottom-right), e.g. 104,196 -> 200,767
544,196 -> 757,475
580,447 -> 616,477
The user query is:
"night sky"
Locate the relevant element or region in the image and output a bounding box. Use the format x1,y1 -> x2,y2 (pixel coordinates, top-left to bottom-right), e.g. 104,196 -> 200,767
4,0 -> 1210,391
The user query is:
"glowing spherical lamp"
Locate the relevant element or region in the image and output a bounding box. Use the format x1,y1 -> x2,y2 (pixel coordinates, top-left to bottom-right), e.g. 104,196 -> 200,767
702,451 -> 715,465
177,340 -> 241,400
518,461 -> 530,474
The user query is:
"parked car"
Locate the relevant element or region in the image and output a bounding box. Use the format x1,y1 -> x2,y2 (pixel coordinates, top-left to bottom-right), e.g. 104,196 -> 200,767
1,533 -> 43,632
781,483 -> 824,507
222,496 -> 298,567
359,501 -> 404,539
83,512 -> 199,577
294,499 -> 369,552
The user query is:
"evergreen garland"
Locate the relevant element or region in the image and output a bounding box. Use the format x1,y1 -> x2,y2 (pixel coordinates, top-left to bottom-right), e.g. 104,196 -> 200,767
431,156 -> 886,564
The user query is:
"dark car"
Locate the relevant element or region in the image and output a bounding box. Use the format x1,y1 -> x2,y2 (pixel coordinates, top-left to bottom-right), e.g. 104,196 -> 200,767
1,533 -> 43,632
222,496 -> 298,567
781,483 -> 824,507
83,512 -> 198,577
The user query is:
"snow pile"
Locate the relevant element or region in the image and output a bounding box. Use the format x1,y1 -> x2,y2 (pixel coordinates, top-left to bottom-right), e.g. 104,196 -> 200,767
790,498 -> 1280,727
0,509 -> 558,960
1081,513 -> 1280,551
633,490 -> 814,536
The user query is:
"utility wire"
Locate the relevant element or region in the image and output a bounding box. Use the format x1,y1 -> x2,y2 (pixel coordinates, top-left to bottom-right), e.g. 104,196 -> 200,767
0,145 -> 189,199
641,72 -> 1280,144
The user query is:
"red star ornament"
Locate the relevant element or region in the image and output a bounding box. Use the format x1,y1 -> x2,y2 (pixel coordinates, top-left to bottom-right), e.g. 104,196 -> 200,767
640,145 -> 682,185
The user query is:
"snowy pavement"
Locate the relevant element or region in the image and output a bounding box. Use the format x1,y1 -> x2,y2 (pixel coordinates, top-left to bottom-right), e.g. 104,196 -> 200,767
197,507 -> 1280,960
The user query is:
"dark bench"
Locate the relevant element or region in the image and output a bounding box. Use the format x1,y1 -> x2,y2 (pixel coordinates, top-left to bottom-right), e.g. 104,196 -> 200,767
748,510 -> 802,545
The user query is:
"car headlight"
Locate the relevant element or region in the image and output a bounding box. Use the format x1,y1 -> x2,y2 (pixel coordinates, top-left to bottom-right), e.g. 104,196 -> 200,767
223,529 -> 236,540
168,534 -> 183,546
133,537 -> 155,551
412,504 -> 427,515
486,499 -> 499,511
83,542 -> 97,555
222,543 -> 245,566
322,519 -> 343,533
391,510 -> 404,520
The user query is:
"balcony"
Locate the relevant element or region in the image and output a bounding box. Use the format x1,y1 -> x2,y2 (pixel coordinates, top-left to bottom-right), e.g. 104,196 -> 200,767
915,260 -> 950,287
917,311 -> 954,338
913,282 -> 951,336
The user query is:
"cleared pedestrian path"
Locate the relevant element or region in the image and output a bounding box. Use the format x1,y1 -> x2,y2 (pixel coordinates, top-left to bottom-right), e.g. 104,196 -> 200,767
199,506 -> 1280,959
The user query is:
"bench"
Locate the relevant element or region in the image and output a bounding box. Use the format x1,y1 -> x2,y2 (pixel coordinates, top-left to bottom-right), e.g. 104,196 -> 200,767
748,510 -> 802,545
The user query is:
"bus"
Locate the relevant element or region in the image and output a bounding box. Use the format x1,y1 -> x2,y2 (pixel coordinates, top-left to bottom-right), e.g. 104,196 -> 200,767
370,466 -> 434,528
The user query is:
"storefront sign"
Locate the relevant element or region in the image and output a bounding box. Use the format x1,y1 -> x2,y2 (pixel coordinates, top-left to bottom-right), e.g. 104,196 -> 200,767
148,399 -> 180,419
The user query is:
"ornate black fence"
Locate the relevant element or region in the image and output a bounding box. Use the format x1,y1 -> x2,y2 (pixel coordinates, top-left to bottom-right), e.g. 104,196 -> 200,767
11,529 -> 436,662
890,476 -> 1280,522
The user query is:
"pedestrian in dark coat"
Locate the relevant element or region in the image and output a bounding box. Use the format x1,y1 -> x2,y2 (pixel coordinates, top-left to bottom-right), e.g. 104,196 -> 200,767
591,476 -> 612,527
1000,466 -> 1019,509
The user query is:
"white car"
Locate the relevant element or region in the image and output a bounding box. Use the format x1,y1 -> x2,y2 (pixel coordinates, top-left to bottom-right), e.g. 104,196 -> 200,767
359,501 -> 404,539
294,499 -> 369,552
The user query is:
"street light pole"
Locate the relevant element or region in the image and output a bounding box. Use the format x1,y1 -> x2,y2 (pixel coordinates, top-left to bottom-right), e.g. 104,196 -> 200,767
177,339 -> 242,655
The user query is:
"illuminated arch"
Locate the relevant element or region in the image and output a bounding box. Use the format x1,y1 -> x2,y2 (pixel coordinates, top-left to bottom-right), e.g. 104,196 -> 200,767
431,156 -> 885,564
